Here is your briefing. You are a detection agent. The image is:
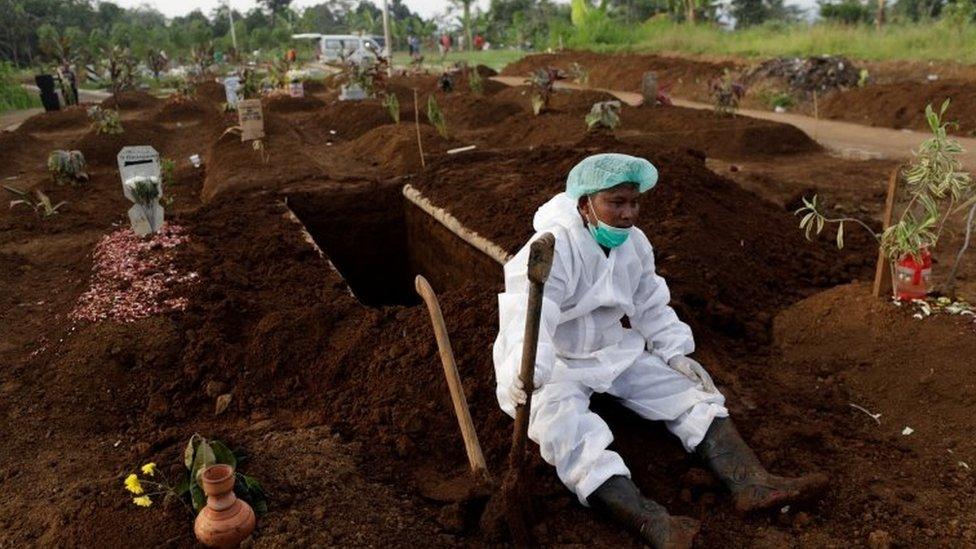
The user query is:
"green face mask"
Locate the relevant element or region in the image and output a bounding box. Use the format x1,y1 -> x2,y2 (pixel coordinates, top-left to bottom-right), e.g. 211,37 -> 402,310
587,200 -> 631,249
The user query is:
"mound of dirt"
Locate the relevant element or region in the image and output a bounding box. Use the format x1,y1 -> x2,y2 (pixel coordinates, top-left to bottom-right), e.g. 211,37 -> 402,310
772,283 -> 976,545
17,105 -> 91,133
195,80 -> 227,104
502,51 -> 737,103
437,93 -> 522,129
71,120 -> 171,167
620,104 -> 822,159
493,86 -> 618,115
303,79 -> 327,94
263,94 -> 326,114
102,90 -> 161,111
0,131 -> 48,175
337,123 -> 451,174
153,98 -> 215,123
821,79 -> 976,135
302,100 -> 420,141
203,114 -> 320,199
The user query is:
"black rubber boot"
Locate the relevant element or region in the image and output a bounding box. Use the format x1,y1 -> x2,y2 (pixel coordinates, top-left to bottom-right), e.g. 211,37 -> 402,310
588,475 -> 700,549
696,417 -> 829,513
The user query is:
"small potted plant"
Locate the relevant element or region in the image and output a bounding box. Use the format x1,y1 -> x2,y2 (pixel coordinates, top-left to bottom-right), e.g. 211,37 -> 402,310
796,100 -> 974,300
47,150 -> 89,186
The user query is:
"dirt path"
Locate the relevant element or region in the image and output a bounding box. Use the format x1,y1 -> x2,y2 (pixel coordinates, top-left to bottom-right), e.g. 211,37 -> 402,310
0,89 -> 111,131
491,76 -> 976,171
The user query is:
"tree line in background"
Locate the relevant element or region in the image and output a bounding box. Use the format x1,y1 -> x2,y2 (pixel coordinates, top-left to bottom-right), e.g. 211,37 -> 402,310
1,0 -> 975,71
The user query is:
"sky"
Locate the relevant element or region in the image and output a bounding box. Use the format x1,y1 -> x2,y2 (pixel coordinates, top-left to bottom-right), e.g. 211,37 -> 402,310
106,0 -> 819,22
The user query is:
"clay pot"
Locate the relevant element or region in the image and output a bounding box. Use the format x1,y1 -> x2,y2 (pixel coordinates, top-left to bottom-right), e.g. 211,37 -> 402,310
194,464 -> 256,548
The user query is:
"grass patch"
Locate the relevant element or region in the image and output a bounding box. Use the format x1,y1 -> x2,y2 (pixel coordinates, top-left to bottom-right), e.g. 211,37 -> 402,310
391,49 -> 527,72
0,63 -> 41,113
582,19 -> 976,64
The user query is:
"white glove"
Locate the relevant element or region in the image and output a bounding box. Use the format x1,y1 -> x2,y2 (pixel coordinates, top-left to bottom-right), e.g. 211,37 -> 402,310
505,369 -> 547,406
667,355 -> 718,394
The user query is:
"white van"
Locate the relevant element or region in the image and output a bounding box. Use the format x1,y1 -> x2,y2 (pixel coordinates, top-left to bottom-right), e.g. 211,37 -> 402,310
292,34 -> 386,63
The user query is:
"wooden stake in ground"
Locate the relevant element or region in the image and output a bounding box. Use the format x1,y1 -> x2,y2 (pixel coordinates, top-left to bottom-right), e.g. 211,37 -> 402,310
413,88 -> 426,169
873,166 -> 901,298
500,233 -> 555,547
414,275 -> 489,480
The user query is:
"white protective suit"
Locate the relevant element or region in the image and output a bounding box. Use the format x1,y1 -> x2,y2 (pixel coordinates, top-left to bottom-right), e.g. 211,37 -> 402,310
493,192 -> 728,504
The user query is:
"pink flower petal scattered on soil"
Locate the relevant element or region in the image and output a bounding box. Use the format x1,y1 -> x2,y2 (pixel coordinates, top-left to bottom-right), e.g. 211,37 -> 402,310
70,224 -> 198,323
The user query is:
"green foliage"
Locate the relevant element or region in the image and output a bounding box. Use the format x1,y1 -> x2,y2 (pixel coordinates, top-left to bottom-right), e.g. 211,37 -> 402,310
585,100 -> 622,130
529,67 -> 566,115
758,88 -> 795,109
383,93 -> 400,124
468,66 -> 484,94
0,63 -> 41,113
4,185 -> 66,218
569,62 -> 589,85
819,0 -> 874,24
182,434 -> 268,516
709,69 -> 745,116
427,95 -> 448,139
161,158 -> 176,188
47,150 -> 89,186
797,101 -> 974,262
87,106 -> 123,135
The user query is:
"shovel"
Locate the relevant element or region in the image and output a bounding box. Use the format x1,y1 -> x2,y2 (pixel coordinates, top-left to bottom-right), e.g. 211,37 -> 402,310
500,232 -> 556,546
415,275 -> 490,481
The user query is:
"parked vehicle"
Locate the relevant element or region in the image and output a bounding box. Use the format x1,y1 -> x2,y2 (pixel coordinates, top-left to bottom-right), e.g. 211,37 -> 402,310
292,34 -> 386,64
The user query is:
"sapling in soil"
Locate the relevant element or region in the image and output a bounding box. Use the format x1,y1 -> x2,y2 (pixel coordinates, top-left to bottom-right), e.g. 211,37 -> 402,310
569,62 -> 589,86
468,66 -> 484,95
710,69 -> 745,117
427,95 -> 449,139
383,93 -> 400,124
4,185 -> 66,218
585,100 -> 622,131
797,100 -> 974,298
529,67 -> 566,115
87,106 -> 123,134
47,150 -> 89,186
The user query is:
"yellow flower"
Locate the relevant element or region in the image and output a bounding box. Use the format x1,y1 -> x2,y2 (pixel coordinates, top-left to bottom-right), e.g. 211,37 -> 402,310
133,496 -> 153,507
140,463 -> 156,477
124,473 -> 144,495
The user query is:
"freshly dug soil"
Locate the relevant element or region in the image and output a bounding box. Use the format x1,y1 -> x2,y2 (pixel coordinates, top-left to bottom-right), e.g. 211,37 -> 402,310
17,105 -> 91,133
154,98 -> 216,123
71,120 -> 172,167
195,80 -> 227,104
263,93 -> 326,114
336,123 -> 451,175
300,99 -> 420,142
502,51 -> 737,103
821,79 -> 976,136
102,90 -> 162,111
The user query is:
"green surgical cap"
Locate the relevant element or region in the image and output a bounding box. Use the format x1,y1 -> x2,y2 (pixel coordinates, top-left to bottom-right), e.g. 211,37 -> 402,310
565,153 -> 658,199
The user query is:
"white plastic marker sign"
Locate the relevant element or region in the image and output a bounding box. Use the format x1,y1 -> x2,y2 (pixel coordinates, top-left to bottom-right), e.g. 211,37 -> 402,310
237,99 -> 265,142
289,81 -> 304,98
224,76 -> 241,107
117,145 -> 164,236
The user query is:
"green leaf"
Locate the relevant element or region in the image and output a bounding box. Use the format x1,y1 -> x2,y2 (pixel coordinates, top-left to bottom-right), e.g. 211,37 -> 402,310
184,434 -> 202,470
190,483 -> 206,513
210,440 -> 237,470
191,441 -> 216,482
836,222 -> 845,249
799,211 -> 814,229
243,475 -> 267,498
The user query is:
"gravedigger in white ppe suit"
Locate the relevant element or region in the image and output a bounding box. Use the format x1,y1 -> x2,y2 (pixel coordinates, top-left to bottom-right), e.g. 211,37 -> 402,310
493,153 -> 827,548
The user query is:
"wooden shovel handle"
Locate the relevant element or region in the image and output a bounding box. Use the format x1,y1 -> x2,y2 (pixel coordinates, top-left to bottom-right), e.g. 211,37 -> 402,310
511,233 -> 556,458
415,275 -> 489,478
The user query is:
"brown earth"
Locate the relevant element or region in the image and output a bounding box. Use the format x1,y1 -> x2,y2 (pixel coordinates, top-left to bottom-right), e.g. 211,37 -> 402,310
821,79 -> 976,136
506,52 -> 976,137
102,90 -> 163,111
1,71 -> 974,548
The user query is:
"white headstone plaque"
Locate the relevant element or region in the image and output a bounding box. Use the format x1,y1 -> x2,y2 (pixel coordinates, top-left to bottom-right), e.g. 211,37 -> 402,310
117,146 -> 162,199
237,99 -> 265,142
224,76 -> 241,107
117,146 -> 164,236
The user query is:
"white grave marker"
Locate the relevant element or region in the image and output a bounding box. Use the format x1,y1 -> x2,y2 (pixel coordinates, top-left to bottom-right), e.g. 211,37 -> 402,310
224,76 -> 241,107
237,99 -> 265,141
117,146 -> 164,236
